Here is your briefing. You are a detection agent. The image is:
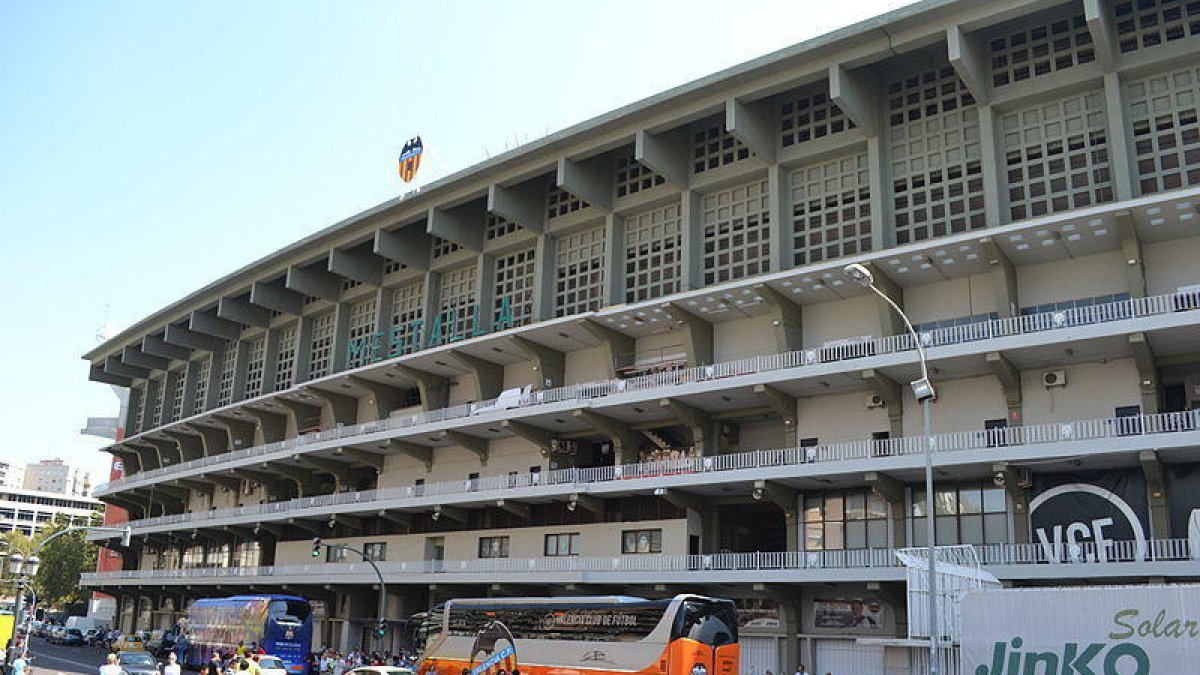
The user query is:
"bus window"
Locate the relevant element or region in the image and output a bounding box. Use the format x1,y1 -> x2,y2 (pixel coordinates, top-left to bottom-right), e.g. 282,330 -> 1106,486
269,599 -> 312,626
673,601 -> 738,647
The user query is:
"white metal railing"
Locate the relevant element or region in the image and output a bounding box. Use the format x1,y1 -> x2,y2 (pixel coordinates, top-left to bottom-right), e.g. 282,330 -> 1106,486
111,409 -> 1200,532
97,290 -> 1200,494
79,538 -> 1193,583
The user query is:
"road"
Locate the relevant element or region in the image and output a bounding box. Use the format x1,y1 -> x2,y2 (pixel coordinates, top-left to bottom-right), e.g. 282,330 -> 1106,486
22,638 -> 106,675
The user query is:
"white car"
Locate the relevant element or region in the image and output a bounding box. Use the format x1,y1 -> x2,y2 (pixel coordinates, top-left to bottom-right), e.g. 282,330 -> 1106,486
254,655 -> 290,675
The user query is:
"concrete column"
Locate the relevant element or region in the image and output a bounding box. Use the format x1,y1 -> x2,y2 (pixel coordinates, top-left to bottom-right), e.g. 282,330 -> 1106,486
602,213 -> 624,306
1104,71 -> 1135,200
330,302 -> 351,373
679,189 -> 702,291
474,254 -> 497,336
531,232 -> 555,322
230,339 -> 250,403
202,347 -> 223,411
262,327 -> 280,393
767,163 -> 793,273
294,315 -> 315,383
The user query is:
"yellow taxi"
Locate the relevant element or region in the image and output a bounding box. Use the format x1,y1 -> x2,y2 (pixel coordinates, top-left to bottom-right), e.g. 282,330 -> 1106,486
113,635 -> 147,652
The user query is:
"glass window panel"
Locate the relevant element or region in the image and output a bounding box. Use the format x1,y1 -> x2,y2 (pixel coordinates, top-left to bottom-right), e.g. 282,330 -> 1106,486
960,514 -> 984,544
911,523 -> 928,548
805,523 -> 824,551
545,537 -> 555,556
984,513 -> 1010,544
650,530 -> 662,553
936,515 -> 960,544
846,521 -> 867,549
845,492 -> 866,520
912,490 -> 927,517
982,486 -> 1007,513
825,521 -> 845,550
935,489 -> 958,515
623,531 -> 637,554
804,496 -> 824,522
866,492 -> 888,519
825,494 -> 844,521
867,520 -> 888,548
958,487 -> 983,514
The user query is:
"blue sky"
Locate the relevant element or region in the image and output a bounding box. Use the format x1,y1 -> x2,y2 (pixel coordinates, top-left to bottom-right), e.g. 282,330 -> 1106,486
0,0 -> 915,484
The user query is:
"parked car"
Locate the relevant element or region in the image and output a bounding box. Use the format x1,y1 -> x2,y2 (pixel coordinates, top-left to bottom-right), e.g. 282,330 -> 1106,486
254,655 -> 289,675
116,651 -> 160,675
113,635 -> 147,652
61,628 -> 85,646
48,626 -> 66,644
83,629 -> 103,646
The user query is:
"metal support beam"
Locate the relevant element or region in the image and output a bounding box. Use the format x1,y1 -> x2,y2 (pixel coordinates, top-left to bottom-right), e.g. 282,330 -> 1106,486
634,129 -> 689,189
105,355 -> 149,381
1139,450 -> 1170,539
250,281 -> 306,315
443,430 -> 489,465
122,346 -> 168,372
501,420 -> 555,456
986,351 -> 1023,425
373,227 -> 430,271
557,156 -> 612,212
217,296 -> 270,329
829,64 -> 878,136
574,410 -> 639,465
90,362 -> 133,387
752,383 -> 797,446
304,387 -> 358,426
487,183 -> 545,233
576,319 -> 634,379
659,398 -> 713,455
862,369 -> 903,438
449,350 -> 504,400
189,311 -> 242,341
947,24 -> 990,104
725,97 -> 775,162
286,265 -> 341,302
427,202 -> 485,252
328,248 -> 383,287
980,237 -> 1018,318
142,334 -> 191,362
164,323 -> 225,351
395,365 -> 450,411
1129,332 -> 1160,414
389,439 -> 434,470
509,335 -> 565,388
754,282 -> 803,353
660,302 -> 713,366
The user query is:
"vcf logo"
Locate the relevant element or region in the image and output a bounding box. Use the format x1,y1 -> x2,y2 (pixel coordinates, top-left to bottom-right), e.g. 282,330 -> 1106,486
285,629 -> 294,639
691,664 -> 709,675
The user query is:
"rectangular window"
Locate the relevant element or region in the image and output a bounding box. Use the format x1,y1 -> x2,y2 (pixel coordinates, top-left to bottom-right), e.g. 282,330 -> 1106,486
431,235 -> 461,260
614,153 -> 665,198
790,153 -> 872,266
148,378 -> 163,428
170,372 -> 186,422
692,121 -> 751,173
274,324 -> 298,391
326,546 -> 347,563
436,265 -> 477,344
192,356 -> 210,415
700,179 -> 771,286
780,84 -> 855,148
548,185 -> 589,219
243,336 -> 266,399
621,529 -> 662,554
1113,0 -> 1200,54
390,283 -> 425,356
307,313 -> 336,379
1126,65 -> 1200,194
215,344 -> 237,407
478,536 -> 510,559
493,248 -> 536,328
804,489 -> 889,551
989,13 -> 1094,88
624,203 -> 681,303
554,225 -> 606,317
346,298 -> 378,369
363,542 -> 387,562
913,484 -> 1009,546
129,385 -> 145,434
545,533 -> 580,557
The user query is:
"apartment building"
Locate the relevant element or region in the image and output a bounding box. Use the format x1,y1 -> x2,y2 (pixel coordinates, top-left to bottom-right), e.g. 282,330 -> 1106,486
23,459 -> 91,497
81,0 -> 1200,672
0,486 -> 103,536
0,461 -> 24,489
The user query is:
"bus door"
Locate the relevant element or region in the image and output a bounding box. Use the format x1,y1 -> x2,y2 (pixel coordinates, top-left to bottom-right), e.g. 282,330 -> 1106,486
670,602 -> 739,675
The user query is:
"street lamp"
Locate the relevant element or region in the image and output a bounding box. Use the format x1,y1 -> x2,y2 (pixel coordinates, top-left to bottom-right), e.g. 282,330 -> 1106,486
844,263 -> 940,674
5,552 -> 41,659
312,539 -> 388,653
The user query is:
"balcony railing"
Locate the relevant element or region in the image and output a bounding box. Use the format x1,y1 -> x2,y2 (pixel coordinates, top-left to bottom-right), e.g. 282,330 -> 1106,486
112,409 -> 1200,532
99,289 -> 1200,494
79,538 -> 1194,584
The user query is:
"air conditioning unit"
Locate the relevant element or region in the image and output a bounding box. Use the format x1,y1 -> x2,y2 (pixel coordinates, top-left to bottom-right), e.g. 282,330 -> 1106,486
1042,370 -> 1067,387
866,394 -> 886,409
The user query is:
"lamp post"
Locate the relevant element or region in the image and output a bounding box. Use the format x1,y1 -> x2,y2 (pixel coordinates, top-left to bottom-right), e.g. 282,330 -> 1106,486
3,552 -> 41,661
843,263 -> 940,674
311,539 -> 388,653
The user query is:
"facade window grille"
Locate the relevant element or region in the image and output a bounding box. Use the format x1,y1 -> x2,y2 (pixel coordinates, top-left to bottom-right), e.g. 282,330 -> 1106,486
780,85 -> 855,148
912,484 -> 1010,546
346,298 -> 378,369
431,236 -> 460,259
130,385 -> 145,435
554,225 -> 606,317
437,265 -> 477,343
493,248 -> 536,328
547,185 -> 589,219
478,536 -> 510,558
390,283 -> 424,356
274,325 -> 298,391
624,203 -> 681,303
148,378 -> 163,428
485,214 -> 519,241
1127,65 -> 1200,194
1114,0 -> 1200,54
621,529 -> 662,554
192,356 -> 210,415
693,122 -> 751,174
170,372 -> 185,422
615,153 -> 665,198
790,153 -> 872,265
243,336 -> 266,399
363,542 -> 387,561
340,277 -> 362,291
383,259 -> 404,275
544,533 -> 580,557
700,179 -> 771,286
215,344 -> 237,407
804,490 -> 889,551
307,313 -> 336,380
1001,92 -> 1113,221
887,64 -> 985,244
989,13 -> 1094,87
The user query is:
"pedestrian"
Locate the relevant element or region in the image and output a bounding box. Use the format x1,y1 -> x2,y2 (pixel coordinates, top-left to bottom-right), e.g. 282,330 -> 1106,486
99,653 -> 122,675
794,665 -> 810,675
164,653 -> 182,675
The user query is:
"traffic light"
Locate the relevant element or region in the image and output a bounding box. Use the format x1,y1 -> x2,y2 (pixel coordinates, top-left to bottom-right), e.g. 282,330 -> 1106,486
376,619 -> 387,638
311,538 -> 322,557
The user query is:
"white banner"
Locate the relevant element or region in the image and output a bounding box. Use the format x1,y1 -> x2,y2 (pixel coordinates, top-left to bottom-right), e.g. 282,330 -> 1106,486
960,585 -> 1200,675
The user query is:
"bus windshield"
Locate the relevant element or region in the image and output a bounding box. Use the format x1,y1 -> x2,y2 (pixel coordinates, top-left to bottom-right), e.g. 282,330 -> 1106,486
672,600 -> 738,647
268,599 -> 311,626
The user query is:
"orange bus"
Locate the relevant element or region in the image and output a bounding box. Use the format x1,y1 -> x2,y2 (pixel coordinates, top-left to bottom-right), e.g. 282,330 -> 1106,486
412,594 -> 738,675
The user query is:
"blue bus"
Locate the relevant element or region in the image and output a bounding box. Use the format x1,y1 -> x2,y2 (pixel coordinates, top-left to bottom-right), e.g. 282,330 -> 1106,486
184,595 -> 312,674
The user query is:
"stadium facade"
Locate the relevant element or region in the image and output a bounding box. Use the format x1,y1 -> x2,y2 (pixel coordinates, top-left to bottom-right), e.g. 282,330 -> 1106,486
81,0 -> 1200,672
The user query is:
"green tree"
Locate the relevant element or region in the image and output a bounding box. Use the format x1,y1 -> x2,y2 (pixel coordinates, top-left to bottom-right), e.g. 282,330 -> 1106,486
31,516 -> 101,607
